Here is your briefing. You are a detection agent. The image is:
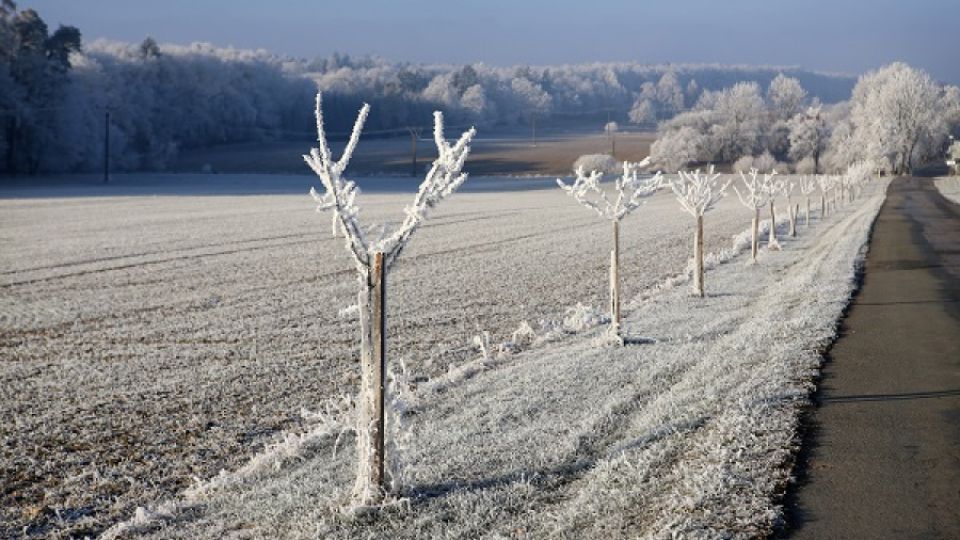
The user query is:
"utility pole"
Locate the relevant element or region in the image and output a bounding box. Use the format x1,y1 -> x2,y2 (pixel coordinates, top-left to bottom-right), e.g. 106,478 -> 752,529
103,111 -> 110,183
531,113 -> 537,147
407,126 -> 422,177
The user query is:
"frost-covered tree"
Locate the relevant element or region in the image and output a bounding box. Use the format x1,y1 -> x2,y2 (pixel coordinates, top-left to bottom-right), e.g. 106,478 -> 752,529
665,166 -> 730,297
713,82 -> 766,160
685,78 -> 701,108
628,98 -> 656,125
460,84 -> 489,120
306,92 -> 476,506
650,125 -> 703,172
733,168 -> 777,262
768,73 -> 808,121
557,158 -> 661,339
656,70 -> 685,116
822,115 -> 858,173
849,62 -> 946,174
1,4 -> 81,174
844,161 -> 874,200
788,105 -> 828,172
510,76 -> 553,124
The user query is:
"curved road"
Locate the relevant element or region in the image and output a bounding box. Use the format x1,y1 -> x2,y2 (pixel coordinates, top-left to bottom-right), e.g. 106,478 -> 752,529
784,177 -> 960,538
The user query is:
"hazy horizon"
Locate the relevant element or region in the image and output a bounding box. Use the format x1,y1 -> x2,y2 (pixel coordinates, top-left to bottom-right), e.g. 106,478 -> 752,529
23,0 -> 960,85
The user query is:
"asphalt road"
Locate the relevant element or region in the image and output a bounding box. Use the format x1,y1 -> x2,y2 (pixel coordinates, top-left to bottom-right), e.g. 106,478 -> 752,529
784,177 -> 960,539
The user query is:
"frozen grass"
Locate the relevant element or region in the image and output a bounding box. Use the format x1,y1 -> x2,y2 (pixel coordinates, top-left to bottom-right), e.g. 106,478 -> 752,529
1,174 -> 879,538
933,176 -> 960,205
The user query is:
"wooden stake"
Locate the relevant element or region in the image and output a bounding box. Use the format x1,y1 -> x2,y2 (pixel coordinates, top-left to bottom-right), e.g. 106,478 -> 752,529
372,251 -> 386,491
768,200 -> 778,248
805,196 -> 811,226
610,220 -> 621,336
790,203 -> 798,237
694,215 -> 704,297
751,207 -> 759,262
354,252 -> 387,504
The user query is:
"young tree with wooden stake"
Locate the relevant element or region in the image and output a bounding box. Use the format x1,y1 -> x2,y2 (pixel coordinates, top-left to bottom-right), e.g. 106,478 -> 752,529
818,175 -> 832,218
836,174 -> 846,207
732,168 -> 776,263
557,157 -> 661,341
781,180 -> 798,237
305,92 -> 476,508
665,166 -> 731,297
799,175 -> 816,226
763,172 -> 786,250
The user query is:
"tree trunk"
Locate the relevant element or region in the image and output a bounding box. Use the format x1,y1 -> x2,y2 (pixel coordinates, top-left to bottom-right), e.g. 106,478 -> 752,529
789,203 -> 797,237
694,215 -> 704,297
610,220 -> 621,336
805,196 -> 811,226
768,200 -> 778,249
751,207 -> 759,262
821,193 -> 826,218
353,252 -> 387,506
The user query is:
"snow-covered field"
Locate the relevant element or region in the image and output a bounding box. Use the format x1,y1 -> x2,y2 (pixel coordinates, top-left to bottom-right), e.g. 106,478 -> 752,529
1,174 -> 886,538
934,176 -> 960,205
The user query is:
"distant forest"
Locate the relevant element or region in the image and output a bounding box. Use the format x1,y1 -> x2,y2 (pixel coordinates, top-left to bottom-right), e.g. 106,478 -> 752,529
0,3 -> 858,174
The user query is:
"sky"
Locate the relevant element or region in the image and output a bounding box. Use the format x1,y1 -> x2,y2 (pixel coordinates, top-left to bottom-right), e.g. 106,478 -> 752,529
24,0 -> 960,84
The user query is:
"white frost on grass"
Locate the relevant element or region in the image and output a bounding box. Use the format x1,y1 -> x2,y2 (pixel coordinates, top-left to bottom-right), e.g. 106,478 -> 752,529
934,176 -> 960,205
100,396 -> 355,539
124,179 -> 888,539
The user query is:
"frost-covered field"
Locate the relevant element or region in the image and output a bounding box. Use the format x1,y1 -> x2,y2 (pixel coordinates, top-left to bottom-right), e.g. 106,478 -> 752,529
1,174 -> 884,538
934,176 -> 960,205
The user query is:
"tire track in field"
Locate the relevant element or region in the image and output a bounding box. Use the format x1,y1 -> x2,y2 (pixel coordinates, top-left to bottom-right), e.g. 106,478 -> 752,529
0,208 -> 537,288
0,231 -> 318,276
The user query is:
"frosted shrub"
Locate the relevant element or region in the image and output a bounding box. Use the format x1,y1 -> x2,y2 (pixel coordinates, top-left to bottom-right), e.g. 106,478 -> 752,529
562,303 -> 610,333
572,154 -> 620,175
733,155 -> 755,173
794,156 -> 817,175
754,151 -> 777,173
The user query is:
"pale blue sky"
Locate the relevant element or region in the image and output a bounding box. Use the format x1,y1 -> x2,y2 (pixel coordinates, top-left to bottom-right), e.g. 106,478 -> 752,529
25,0 -> 960,84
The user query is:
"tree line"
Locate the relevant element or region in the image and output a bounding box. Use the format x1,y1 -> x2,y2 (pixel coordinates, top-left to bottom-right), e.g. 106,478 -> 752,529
4,3 -> 955,176
1,3 -> 861,175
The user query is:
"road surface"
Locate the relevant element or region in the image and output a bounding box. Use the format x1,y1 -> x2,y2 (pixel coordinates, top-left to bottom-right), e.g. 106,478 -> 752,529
785,177 -> 960,539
